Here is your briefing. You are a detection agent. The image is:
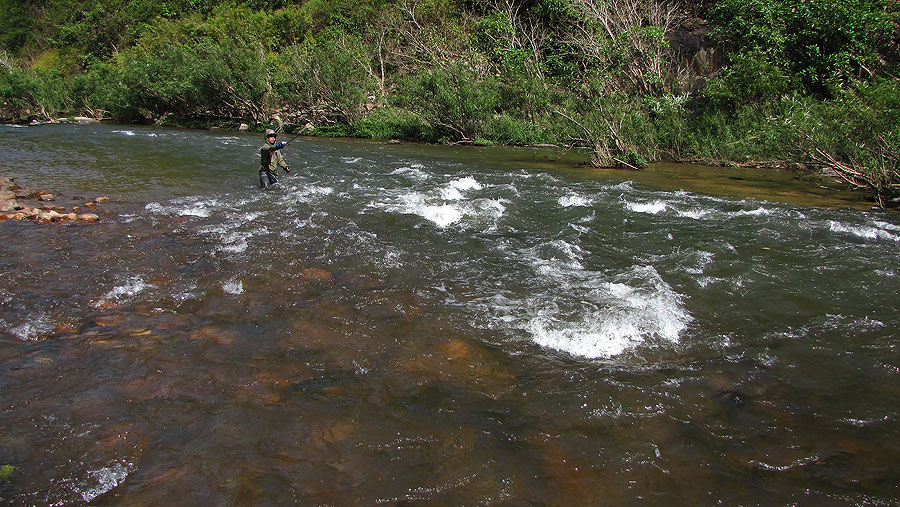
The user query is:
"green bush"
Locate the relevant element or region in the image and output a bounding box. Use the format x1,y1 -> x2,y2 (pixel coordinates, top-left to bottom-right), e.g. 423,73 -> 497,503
711,0 -> 898,96
0,64 -> 36,119
113,16 -> 268,121
701,50 -> 791,109
356,106 -> 434,141
484,113 -> 550,146
795,78 -> 900,204
553,85 -> 655,167
272,31 -> 376,125
396,61 -> 501,141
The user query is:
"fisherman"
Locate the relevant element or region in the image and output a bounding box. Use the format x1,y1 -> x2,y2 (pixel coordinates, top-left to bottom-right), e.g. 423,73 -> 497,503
259,129 -> 292,189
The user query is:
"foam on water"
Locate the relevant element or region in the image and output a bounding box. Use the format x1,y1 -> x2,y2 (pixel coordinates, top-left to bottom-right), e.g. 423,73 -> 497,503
93,276 -> 153,308
368,176 -> 501,229
478,229 -> 692,358
626,200 -> 668,215
736,206 -> 772,217
411,199 -> 464,227
79,461 -> 132,503
675,207 -> 712,220
529,239 -> 585,274
1,314 -> 53,341
222,279 -> 244,295
525,268 -> 691,358
145,198 -> 216,218
391,165 -> 430,180
829,220 -> 900,242
440,177 -> 482,200
559,194 -> 592,207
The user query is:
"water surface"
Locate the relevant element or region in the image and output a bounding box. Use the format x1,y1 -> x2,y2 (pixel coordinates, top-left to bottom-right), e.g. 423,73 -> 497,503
1,124 -> 898,504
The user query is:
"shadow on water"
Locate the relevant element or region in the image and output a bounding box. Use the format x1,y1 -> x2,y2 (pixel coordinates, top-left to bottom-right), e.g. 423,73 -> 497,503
1,123 -> 899,504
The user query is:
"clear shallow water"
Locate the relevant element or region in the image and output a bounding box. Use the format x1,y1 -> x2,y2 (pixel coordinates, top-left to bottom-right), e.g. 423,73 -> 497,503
1,124 -> 899,504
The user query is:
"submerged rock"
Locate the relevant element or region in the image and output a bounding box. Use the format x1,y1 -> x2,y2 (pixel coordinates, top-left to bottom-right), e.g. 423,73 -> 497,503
301,268 -> 334,281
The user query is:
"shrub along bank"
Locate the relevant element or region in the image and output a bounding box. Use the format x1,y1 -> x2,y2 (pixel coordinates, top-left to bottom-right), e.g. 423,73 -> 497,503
1,0 -> 898,206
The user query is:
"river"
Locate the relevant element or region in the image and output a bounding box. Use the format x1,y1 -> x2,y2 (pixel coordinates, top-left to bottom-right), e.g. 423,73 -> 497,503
1,124 -> 898,504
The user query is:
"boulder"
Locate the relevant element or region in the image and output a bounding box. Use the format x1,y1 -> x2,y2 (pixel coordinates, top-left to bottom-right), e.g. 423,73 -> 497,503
39,193 -> 54,201
238,123 -> 249,131
0,200 -> 15,213
78,213 -> 100,222
83,202 -> 96,208
94,196 -> 110,204
15,188 -> 41,199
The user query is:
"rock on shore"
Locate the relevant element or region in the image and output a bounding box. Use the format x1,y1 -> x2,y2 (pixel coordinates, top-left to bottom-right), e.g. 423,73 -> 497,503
0,176 -> 111,224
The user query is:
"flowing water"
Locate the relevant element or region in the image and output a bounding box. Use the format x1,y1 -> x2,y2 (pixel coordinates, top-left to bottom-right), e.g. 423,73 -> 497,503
1,124 -> 899,505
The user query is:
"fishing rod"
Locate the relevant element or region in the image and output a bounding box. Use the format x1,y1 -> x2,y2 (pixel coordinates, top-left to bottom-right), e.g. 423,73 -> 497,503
281,129 -> 303,147
272,121 -> 303,148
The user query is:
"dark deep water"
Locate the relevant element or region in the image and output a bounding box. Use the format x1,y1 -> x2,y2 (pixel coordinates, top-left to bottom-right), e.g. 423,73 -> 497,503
1,124 -> 899,505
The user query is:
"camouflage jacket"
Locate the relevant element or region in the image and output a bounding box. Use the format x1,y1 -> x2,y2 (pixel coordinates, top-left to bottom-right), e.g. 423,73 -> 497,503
260,143 -> 288,173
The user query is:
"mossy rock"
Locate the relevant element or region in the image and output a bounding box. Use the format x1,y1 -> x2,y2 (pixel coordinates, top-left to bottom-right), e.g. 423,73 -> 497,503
0,464 -> 15,482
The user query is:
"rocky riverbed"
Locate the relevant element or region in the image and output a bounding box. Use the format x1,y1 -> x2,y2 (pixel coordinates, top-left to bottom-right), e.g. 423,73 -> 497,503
0,176 -> 109,223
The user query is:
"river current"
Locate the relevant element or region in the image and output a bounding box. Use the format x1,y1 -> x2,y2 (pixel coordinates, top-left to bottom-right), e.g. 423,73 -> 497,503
1,124 -> 898,504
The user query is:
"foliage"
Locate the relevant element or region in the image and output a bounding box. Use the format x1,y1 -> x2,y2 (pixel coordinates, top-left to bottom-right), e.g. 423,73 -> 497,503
111,15 -> 269,121
0,0 -> 33,53
355,106 -> 435,141
710,0 -> 898,96
554,84 -> 655,168
797,78 -> 900,205
484,113 -> 552,146
0,464 -> 14,483
272,31 -> 377,125
396,61 -> 501,141
700,49 -> 790,109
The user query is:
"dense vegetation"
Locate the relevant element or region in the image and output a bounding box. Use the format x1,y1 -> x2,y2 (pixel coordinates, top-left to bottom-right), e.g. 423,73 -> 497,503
1,0 -> 898,205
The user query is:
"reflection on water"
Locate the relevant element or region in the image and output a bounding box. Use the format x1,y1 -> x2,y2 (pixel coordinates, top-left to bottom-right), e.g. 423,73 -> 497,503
1,124 -> 899,504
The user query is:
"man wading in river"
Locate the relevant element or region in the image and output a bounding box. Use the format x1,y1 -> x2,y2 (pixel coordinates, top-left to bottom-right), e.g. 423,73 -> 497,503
259,129 -> 292,189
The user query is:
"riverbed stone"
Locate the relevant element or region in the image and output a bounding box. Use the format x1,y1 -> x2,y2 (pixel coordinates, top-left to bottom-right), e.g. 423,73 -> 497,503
39,193 -> 54,201
301,268 -> 334,281
0,199 -> 15,212
78,213 -> 100,222
84,201 -> 96,207
94,196 -> 110,204
191,325 -> 236,346
14,188 -> 40,199
55,322 -> 78,334
438,339 -> 471,360
93,314 -> 125,327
